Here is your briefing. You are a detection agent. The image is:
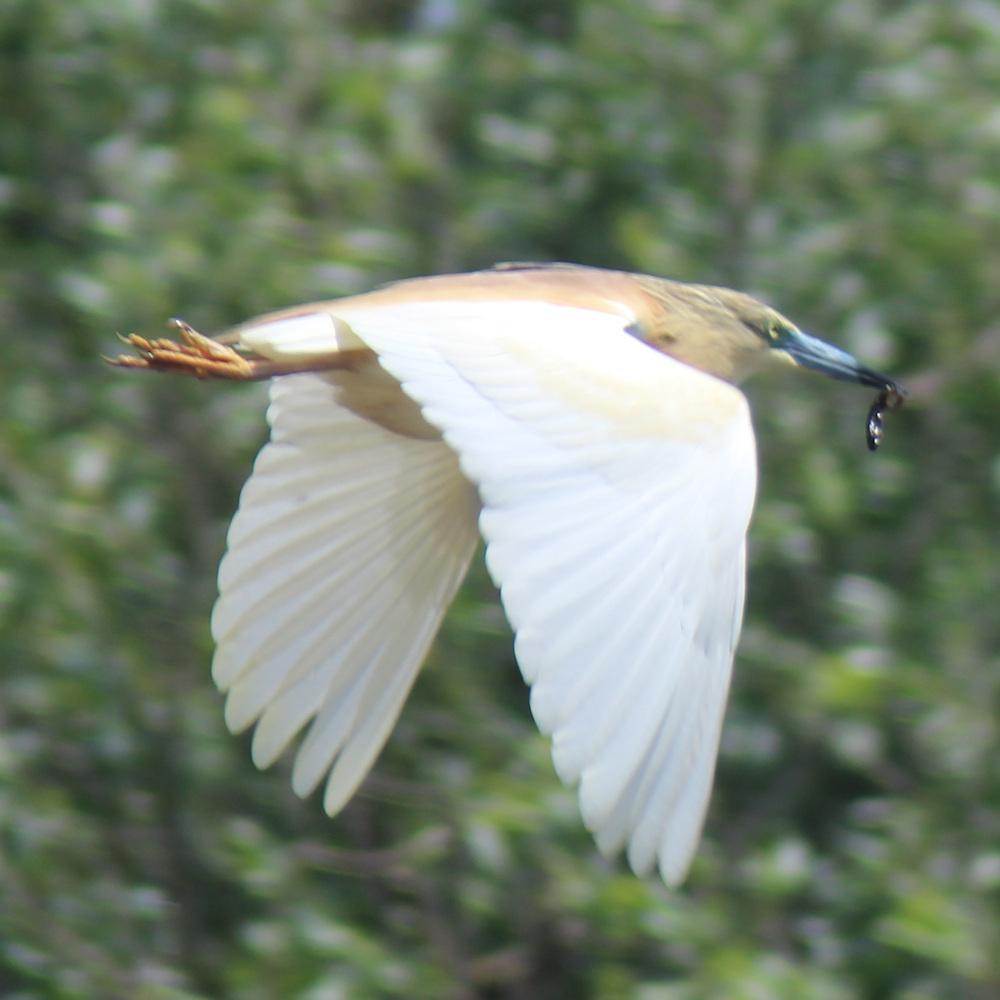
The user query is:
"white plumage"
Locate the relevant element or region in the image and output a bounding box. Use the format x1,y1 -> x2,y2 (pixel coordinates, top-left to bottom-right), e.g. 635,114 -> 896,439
211,370 -> 479,815
224,298 -> 755,885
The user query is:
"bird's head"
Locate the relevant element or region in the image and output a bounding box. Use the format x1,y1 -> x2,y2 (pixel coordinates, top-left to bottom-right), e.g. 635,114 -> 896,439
635,278 -> 906,448
639,279 -> 902,392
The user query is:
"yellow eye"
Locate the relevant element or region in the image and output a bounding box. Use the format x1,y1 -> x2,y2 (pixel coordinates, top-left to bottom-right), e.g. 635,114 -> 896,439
764,318 -> 793,345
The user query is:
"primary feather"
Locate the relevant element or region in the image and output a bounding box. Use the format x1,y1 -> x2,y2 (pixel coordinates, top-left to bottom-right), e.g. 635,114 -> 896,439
212,371 -> 479,813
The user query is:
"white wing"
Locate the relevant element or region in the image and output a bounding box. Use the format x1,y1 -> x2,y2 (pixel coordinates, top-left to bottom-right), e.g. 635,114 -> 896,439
211,372 -> 479,815
246,300 -> 757,885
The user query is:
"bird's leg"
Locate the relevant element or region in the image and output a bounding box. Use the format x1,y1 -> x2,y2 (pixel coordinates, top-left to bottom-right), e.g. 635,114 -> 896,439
107,319 -> 262,379
106,319 -> 359,381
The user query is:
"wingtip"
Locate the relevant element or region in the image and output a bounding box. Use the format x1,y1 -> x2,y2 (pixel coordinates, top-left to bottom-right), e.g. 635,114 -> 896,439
655,852 -> 691,889
223,690 -> 258,736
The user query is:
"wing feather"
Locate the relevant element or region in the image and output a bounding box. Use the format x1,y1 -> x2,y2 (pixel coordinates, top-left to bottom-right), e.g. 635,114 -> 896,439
211,372 -> 478,810
238,299 -> 756,884
250,300 -> 757,885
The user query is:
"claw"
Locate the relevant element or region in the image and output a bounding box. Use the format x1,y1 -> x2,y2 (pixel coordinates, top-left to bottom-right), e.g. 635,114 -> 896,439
170,319 -> 245,362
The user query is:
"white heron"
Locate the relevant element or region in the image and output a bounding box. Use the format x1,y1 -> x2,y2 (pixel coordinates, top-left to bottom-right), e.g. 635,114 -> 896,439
112,262 -> 904,885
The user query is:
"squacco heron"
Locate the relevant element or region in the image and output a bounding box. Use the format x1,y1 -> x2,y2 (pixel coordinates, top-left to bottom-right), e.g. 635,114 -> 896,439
112,262 -> 905,885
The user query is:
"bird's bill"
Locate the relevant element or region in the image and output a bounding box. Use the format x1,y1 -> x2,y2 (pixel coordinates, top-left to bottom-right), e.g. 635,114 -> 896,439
778,328 -> 902,393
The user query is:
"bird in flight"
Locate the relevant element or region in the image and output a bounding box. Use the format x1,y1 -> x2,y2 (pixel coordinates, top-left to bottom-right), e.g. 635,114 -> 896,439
111,262 -> 905,885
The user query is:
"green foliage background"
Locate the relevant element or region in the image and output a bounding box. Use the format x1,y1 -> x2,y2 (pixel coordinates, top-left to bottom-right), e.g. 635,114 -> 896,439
2,1 -> 999,997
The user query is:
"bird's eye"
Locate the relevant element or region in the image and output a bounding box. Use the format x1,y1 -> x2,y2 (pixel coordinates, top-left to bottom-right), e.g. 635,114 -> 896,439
765,319 -> 789,344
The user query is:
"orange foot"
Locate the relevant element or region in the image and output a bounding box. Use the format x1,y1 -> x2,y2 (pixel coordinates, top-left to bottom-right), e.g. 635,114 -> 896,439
107,319 -> 256,379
